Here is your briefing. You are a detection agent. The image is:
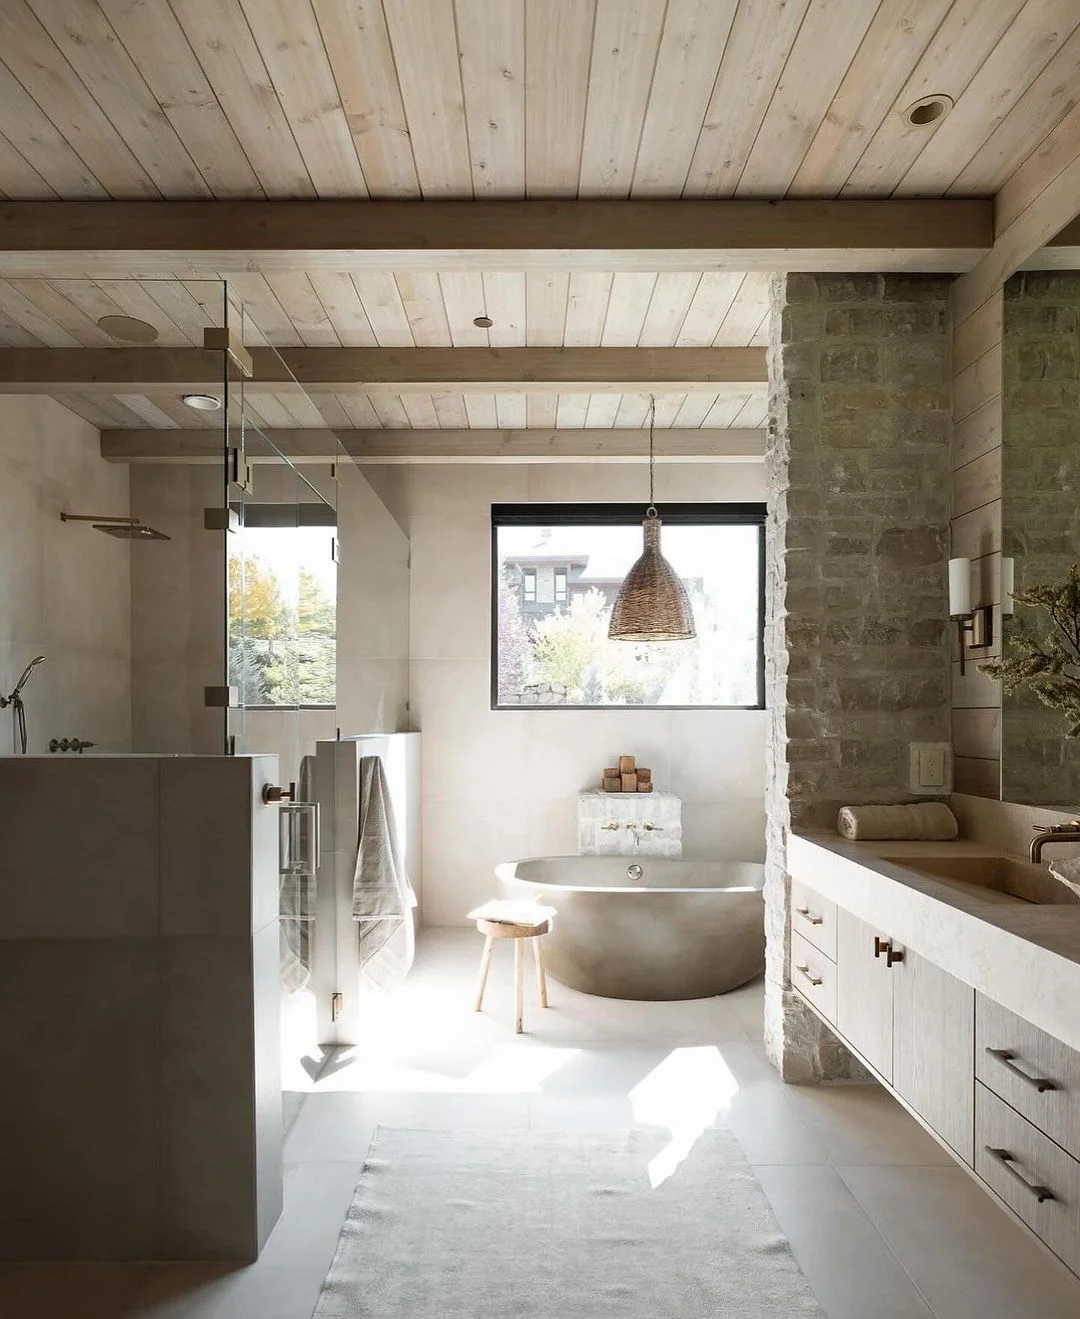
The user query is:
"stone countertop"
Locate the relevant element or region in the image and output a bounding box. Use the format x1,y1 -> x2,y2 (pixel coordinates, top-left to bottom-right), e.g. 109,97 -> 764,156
790,832 -> 1080,1055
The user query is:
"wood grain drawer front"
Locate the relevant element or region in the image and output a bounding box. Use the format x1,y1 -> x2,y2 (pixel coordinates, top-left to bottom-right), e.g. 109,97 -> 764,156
791,931 -> 837,1025
790,879 -> 837,960
976,993 -> 1080,1157
975,1083 -> 1080,1277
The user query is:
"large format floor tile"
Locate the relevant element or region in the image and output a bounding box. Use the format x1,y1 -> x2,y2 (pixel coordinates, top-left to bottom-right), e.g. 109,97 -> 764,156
753,1165 -> 935,1319
5,927 -> 1080,1319
840,1164 -> 1080,1319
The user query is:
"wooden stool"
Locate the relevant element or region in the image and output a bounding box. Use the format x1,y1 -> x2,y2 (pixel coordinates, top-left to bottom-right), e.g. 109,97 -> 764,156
467,902 -> 555,1033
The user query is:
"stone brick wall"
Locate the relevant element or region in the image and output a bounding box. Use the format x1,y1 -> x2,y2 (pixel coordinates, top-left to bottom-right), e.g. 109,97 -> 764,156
1001,270 -> 1080,808
765,272 -> 953,1081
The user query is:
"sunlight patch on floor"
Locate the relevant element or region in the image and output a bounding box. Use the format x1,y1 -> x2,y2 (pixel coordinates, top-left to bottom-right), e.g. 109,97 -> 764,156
311,1041 -> 582,1095
629,1047 -> 740,1187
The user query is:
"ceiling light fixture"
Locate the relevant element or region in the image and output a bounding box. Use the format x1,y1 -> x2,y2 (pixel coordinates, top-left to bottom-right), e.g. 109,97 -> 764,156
182,393 -> 222,411
96,314 -> 160,344
473,315 -> 493,328
904,94 -> 953,127
608,396 -> 696,643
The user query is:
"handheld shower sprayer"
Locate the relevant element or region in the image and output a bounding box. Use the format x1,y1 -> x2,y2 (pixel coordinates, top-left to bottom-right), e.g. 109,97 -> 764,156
1,654 -> 45,753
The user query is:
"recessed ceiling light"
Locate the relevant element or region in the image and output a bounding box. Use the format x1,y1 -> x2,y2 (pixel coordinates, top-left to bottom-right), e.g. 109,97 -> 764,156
473,315 -> 493,328
96,314 -> 160,344
905,94 -> 953,127
182,393 -> 222,411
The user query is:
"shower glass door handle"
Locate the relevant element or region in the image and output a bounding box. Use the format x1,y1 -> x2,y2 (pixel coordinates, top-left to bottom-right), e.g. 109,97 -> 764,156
278,801 -> 320,877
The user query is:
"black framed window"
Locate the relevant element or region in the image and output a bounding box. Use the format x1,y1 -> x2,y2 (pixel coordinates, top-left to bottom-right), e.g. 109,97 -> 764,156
492,503 -> 766,710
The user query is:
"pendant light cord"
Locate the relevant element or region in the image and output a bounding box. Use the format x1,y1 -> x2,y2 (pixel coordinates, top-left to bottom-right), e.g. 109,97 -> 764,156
647,393 -> 657,518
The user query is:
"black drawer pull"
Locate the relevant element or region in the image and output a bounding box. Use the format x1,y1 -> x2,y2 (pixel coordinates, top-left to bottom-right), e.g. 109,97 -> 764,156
985,1048 -> 1057,1093
985,1147 -> 1055,1203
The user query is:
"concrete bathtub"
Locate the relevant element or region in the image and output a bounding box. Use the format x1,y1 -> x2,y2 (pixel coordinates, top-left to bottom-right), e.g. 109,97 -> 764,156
495,855 -> 765,1001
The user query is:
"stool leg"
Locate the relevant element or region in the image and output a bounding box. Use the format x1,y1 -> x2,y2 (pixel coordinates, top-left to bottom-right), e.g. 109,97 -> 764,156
533,936 -> 548,1008
474,934 -> 495,1012
514,938 -> 524,1033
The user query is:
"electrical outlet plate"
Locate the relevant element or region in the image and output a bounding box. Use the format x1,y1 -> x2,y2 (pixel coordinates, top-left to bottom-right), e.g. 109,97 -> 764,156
909,742 -> 952,795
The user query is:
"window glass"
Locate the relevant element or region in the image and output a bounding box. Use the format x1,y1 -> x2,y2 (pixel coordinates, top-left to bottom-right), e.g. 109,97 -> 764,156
493,506 -> 764,709
228,525 -> 336,707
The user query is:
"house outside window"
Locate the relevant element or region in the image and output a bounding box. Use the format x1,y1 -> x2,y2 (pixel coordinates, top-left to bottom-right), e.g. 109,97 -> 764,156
492,503 -> 765,709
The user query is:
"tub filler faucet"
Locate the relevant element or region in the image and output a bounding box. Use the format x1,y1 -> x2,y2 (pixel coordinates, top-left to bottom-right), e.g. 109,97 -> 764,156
602,821 -> 664,848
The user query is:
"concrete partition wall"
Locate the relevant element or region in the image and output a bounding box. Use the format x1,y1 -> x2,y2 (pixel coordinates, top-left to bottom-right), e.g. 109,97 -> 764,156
0,754 -> 282,1261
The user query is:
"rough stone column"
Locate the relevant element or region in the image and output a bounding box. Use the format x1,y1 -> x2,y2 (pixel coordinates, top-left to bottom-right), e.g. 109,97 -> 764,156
764,273 -> 953,1082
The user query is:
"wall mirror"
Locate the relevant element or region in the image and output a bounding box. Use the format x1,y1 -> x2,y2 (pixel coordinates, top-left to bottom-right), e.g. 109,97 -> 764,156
998,221 -> 1080,810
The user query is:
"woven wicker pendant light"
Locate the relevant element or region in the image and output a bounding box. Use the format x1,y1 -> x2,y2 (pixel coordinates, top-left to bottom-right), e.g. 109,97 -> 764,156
608,397 -> 696,642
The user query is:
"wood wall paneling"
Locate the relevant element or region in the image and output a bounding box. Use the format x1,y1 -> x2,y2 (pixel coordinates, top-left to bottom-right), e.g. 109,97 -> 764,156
950,285 -> 1004,798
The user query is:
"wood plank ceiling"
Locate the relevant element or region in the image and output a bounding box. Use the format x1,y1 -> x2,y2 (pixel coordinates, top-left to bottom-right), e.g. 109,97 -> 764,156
1,0 -> 1078,431
2,0 -> 1078,203
0,270 -> 771,430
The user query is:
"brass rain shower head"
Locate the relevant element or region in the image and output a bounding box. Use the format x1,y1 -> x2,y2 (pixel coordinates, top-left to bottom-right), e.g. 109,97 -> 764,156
60,512 -> 171,541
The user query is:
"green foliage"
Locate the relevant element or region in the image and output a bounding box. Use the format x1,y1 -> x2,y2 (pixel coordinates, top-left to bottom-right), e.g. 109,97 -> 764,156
980,564 -> 1080,736
497,566 -> 532,702
229,553 -> 336,706
531,591 -> 607,693
529,589 -> 684,705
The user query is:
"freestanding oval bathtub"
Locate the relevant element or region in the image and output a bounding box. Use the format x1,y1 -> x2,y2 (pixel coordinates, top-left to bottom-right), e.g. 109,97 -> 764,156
495,855 -> 765,1001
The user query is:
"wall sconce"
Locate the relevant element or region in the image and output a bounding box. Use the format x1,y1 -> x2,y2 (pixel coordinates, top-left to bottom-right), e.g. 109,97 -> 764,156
948,556 -> 993,675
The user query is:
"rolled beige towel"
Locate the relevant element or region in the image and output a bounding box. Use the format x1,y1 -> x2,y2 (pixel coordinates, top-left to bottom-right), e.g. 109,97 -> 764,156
837,802 -> 958,842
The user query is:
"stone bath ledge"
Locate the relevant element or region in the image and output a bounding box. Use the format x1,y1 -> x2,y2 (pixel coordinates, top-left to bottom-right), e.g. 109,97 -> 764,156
790,833 -> 1080,1055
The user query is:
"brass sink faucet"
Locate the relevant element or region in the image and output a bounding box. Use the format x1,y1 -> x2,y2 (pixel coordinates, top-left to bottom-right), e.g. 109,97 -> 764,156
1029,822 -> 1080,864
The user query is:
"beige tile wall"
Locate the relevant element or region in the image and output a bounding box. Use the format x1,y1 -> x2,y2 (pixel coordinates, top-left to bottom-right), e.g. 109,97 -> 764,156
129,464 -> 227,753
369,460 -> 770,927
128,459 -> 410,760
336,460 -> 410,737
950,287 -> 1004,797
0,395 -> 131,754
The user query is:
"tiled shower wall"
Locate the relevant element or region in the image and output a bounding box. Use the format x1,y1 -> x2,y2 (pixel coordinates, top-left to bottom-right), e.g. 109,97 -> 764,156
128,459 -> 410,759
0,395 -> 131,755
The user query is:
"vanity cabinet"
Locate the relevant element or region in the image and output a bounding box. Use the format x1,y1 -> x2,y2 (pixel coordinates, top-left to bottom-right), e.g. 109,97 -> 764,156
893,952 -> 974,1163
828,909 -> 975,1156
791,930 -> 837,1024
835,909 -> 894,1080
975,1085 -> 1080,1277
788,838 -> 1080,1280
976,992 -> 1080,1155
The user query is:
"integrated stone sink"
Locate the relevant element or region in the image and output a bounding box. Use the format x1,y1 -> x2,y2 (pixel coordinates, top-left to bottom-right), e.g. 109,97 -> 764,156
880,853 -> 1080,906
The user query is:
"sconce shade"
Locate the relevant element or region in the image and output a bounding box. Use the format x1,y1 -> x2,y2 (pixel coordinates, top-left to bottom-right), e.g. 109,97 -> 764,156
608,513 -> 696,642
948,557 -> 972,616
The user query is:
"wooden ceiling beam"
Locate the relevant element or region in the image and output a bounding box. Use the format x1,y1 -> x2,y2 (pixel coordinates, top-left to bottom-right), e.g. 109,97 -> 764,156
0,200 -> 992,275
954,102 -> 1080,320
0,346 -> 765,395
1024,215 -> 1080,270
100,427 -> 767,465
